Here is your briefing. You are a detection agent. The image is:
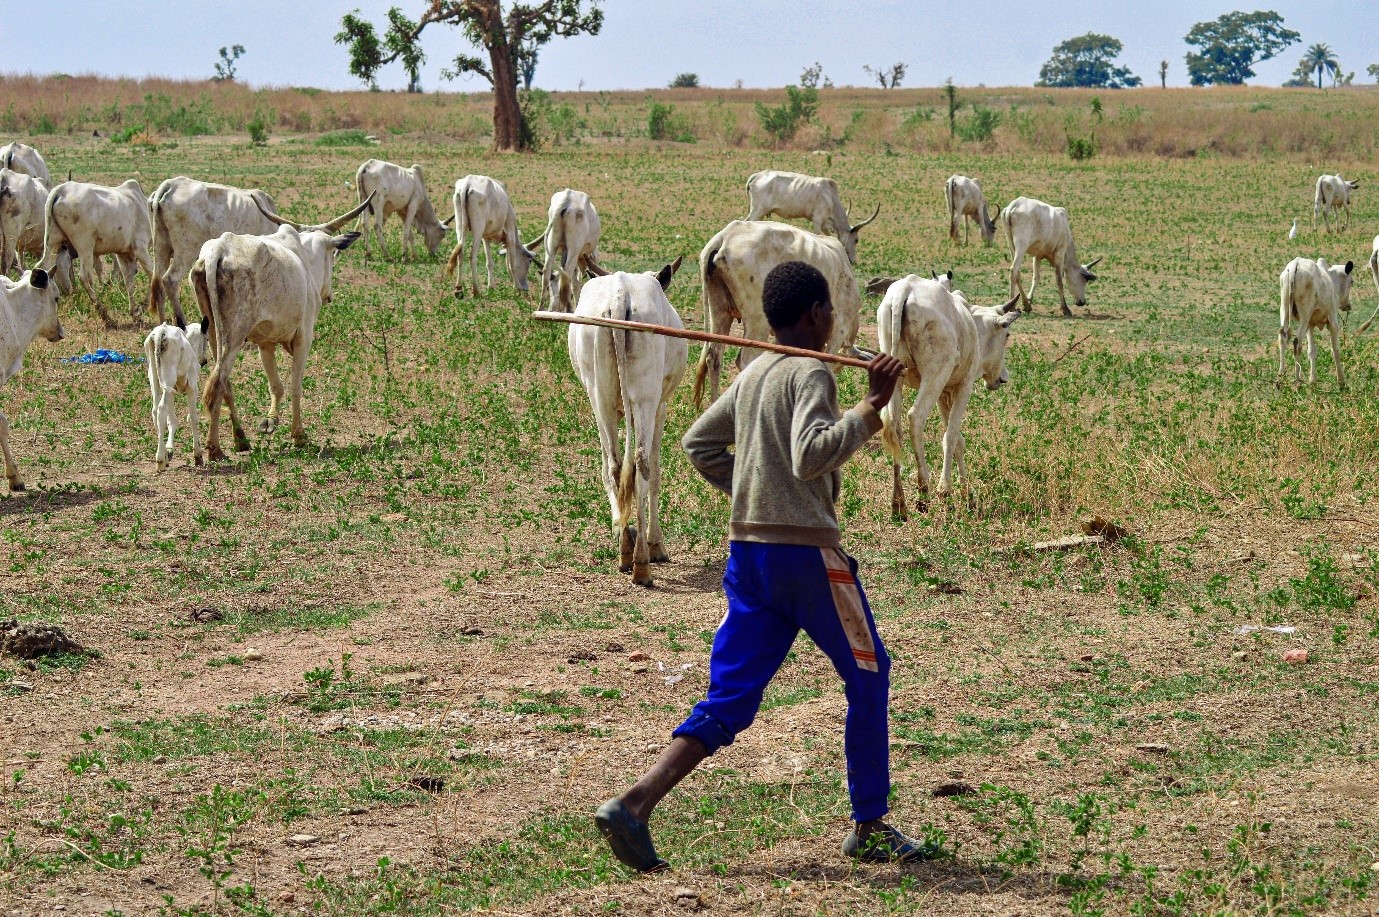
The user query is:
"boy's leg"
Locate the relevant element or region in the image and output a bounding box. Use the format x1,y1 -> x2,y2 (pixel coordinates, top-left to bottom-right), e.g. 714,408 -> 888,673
793,547 -> 892,824
597,542 -> 799,871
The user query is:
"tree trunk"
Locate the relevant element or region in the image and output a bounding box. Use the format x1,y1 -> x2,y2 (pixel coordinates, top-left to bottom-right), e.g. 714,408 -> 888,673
488,37 -> 523,150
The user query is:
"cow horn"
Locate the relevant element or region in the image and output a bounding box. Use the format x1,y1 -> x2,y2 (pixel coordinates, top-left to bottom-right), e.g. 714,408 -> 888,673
254,198 -> 306,231
1083,255 -> 1103,270
850,203 -> 880,232
1000,295 -> 1021,314
524,229 -> 548,250
584,254 -> 611,277
320,191 -> 376,233
440,213 -> 455,227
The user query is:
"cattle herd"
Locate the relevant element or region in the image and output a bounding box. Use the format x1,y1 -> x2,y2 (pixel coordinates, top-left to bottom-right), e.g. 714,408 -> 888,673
0,138 -> 1375,583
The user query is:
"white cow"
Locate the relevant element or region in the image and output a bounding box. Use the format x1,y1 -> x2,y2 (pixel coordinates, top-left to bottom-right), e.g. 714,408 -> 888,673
744,170 -> 879,265
944,175 -> 997,245
354,159 -> 447,260
143,322 -> 208,470
1364,236 -> 1379,333
568,257 -> 688,586
878,276 -> 1020,519
1278,256 -> 1354,388
693,220 -> 862,408
191,196 -> 370,460
1313,174 -> 1359,234
538,189 -> 602,312
149,177 -> 283,329
0,268 -> 66,491
444,175 -> 540,296
1000,196 -> 1101,316
38,178 -> 154,326
0,169 -> 49,274
0,143 -> 50,186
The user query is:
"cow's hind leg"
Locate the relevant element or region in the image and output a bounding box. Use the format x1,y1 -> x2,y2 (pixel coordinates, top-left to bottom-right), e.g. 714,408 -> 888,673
646,399 -> 672,564
1051,261 -> 1072,317
0,408 -> 24,491
937,387 -> 973,494
258,344 -> 286,434
1327,316 -> 1346,389
907,374 -> 947,511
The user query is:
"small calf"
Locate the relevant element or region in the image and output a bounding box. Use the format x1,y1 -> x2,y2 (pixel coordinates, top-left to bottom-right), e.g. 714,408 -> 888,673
143,322 -> 207,470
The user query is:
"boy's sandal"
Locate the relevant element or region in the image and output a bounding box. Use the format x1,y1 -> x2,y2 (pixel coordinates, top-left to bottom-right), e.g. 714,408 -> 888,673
594,798 -> 670,873
842,823 -> 942,863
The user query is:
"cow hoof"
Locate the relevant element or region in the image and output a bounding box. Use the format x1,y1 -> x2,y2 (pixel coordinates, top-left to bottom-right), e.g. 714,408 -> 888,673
258,418 -> 276,434
156,459 -> 168,472
8,480 -> 24,493
1061,307 -> 1073,318
208,447 -> 227,462
649,545 -> 671,564
193,454 -> 204,467
891,504 -> 908,523
292,434 -> 309,448
618,559 -> 634,575
233,438 -> 251,453
632,564 -> 654,588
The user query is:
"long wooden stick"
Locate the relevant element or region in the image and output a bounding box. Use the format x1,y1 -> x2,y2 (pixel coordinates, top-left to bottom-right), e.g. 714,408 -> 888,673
531,311 -> 872,369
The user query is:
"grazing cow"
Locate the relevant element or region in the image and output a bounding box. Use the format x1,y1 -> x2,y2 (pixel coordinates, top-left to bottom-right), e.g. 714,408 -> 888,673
149,177 -> 283,329
538,189 -> 603,312
143,322 -> 207,470
877,276 -> 1020,519
944,175 -> 997,245
0,269 -> 65,491
744,170 -> 879,264
444,175 -> 540,296
0,143 -> 50,186
354,159 -> 448,260
1313,174 -> 1359,234
38,178 -> 154,326
1000,196 -> 1101,316
0,169 -> 49,274
568,257 -> 688,586
1278,256 -> 1354,388
693,220 -> 863,408
191,195 -> 371,461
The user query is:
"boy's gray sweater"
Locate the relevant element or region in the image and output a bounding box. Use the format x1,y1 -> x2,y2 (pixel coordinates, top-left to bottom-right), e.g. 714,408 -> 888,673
682,354 -> 882,548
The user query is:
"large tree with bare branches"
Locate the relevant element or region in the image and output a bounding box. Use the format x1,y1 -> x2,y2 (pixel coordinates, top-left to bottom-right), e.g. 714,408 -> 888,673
336,2 -> 603,151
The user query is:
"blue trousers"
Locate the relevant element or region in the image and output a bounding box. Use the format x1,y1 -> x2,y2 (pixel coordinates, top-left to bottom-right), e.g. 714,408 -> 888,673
673,541 -> 892,823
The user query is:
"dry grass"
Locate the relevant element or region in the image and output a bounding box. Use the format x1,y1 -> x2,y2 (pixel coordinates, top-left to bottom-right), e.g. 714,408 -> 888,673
4,73 -> 1379,158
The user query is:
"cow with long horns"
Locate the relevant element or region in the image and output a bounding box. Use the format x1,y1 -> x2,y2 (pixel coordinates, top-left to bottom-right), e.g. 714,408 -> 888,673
1000,196 -> 1101,317
191,194 -> 372,460
744,170 -> 879,265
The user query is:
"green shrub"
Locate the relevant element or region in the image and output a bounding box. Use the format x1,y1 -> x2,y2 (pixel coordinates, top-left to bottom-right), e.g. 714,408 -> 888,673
956,104 -> 1002,143
247,112 -> 270,146
647,100 -> 693,142
1067,134 -> 1098,160
755,84 -> 819,146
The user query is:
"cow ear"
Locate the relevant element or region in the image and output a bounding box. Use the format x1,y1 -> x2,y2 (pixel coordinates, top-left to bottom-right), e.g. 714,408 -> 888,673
999,309 -> 1020,328
1345,260 -> 1354,274
333,231 -> 362,251
29,269 -> 49,290
657,255 -> 684,290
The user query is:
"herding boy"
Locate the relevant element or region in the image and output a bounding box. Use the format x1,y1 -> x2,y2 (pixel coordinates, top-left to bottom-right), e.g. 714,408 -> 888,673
596,260 -> 935,870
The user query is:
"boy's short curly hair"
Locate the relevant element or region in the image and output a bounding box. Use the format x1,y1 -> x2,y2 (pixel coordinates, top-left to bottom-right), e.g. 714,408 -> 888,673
763,261 -> 830,330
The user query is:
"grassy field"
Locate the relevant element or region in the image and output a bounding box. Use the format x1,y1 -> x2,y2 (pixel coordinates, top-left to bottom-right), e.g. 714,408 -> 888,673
0,124 -> 1377,916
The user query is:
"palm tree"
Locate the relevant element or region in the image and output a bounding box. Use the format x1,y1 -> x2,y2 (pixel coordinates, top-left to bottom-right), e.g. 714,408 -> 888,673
1301,43 -> 1340,89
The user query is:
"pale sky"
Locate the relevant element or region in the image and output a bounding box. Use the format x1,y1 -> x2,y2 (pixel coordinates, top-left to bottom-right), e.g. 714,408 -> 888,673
0,1 -> 1372,91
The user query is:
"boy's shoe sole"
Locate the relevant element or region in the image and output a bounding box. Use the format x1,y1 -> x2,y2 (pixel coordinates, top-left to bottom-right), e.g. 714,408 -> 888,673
594,798 -> 670,873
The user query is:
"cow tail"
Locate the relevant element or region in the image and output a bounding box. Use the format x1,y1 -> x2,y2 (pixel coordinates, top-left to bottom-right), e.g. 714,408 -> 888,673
39,184 -> 64,270
191,253 -> 219,406
944,178 -> 956,241
2,148 -> 12,170
1358,251 -> 1379,335
444,188 -> 467,278
999,203 -> 1012,254
692,244 -> 725,409
610,283 -> 639,530
1279,261 -> 1298,356
879,287 -> 906,466
149,188 -> 169,325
